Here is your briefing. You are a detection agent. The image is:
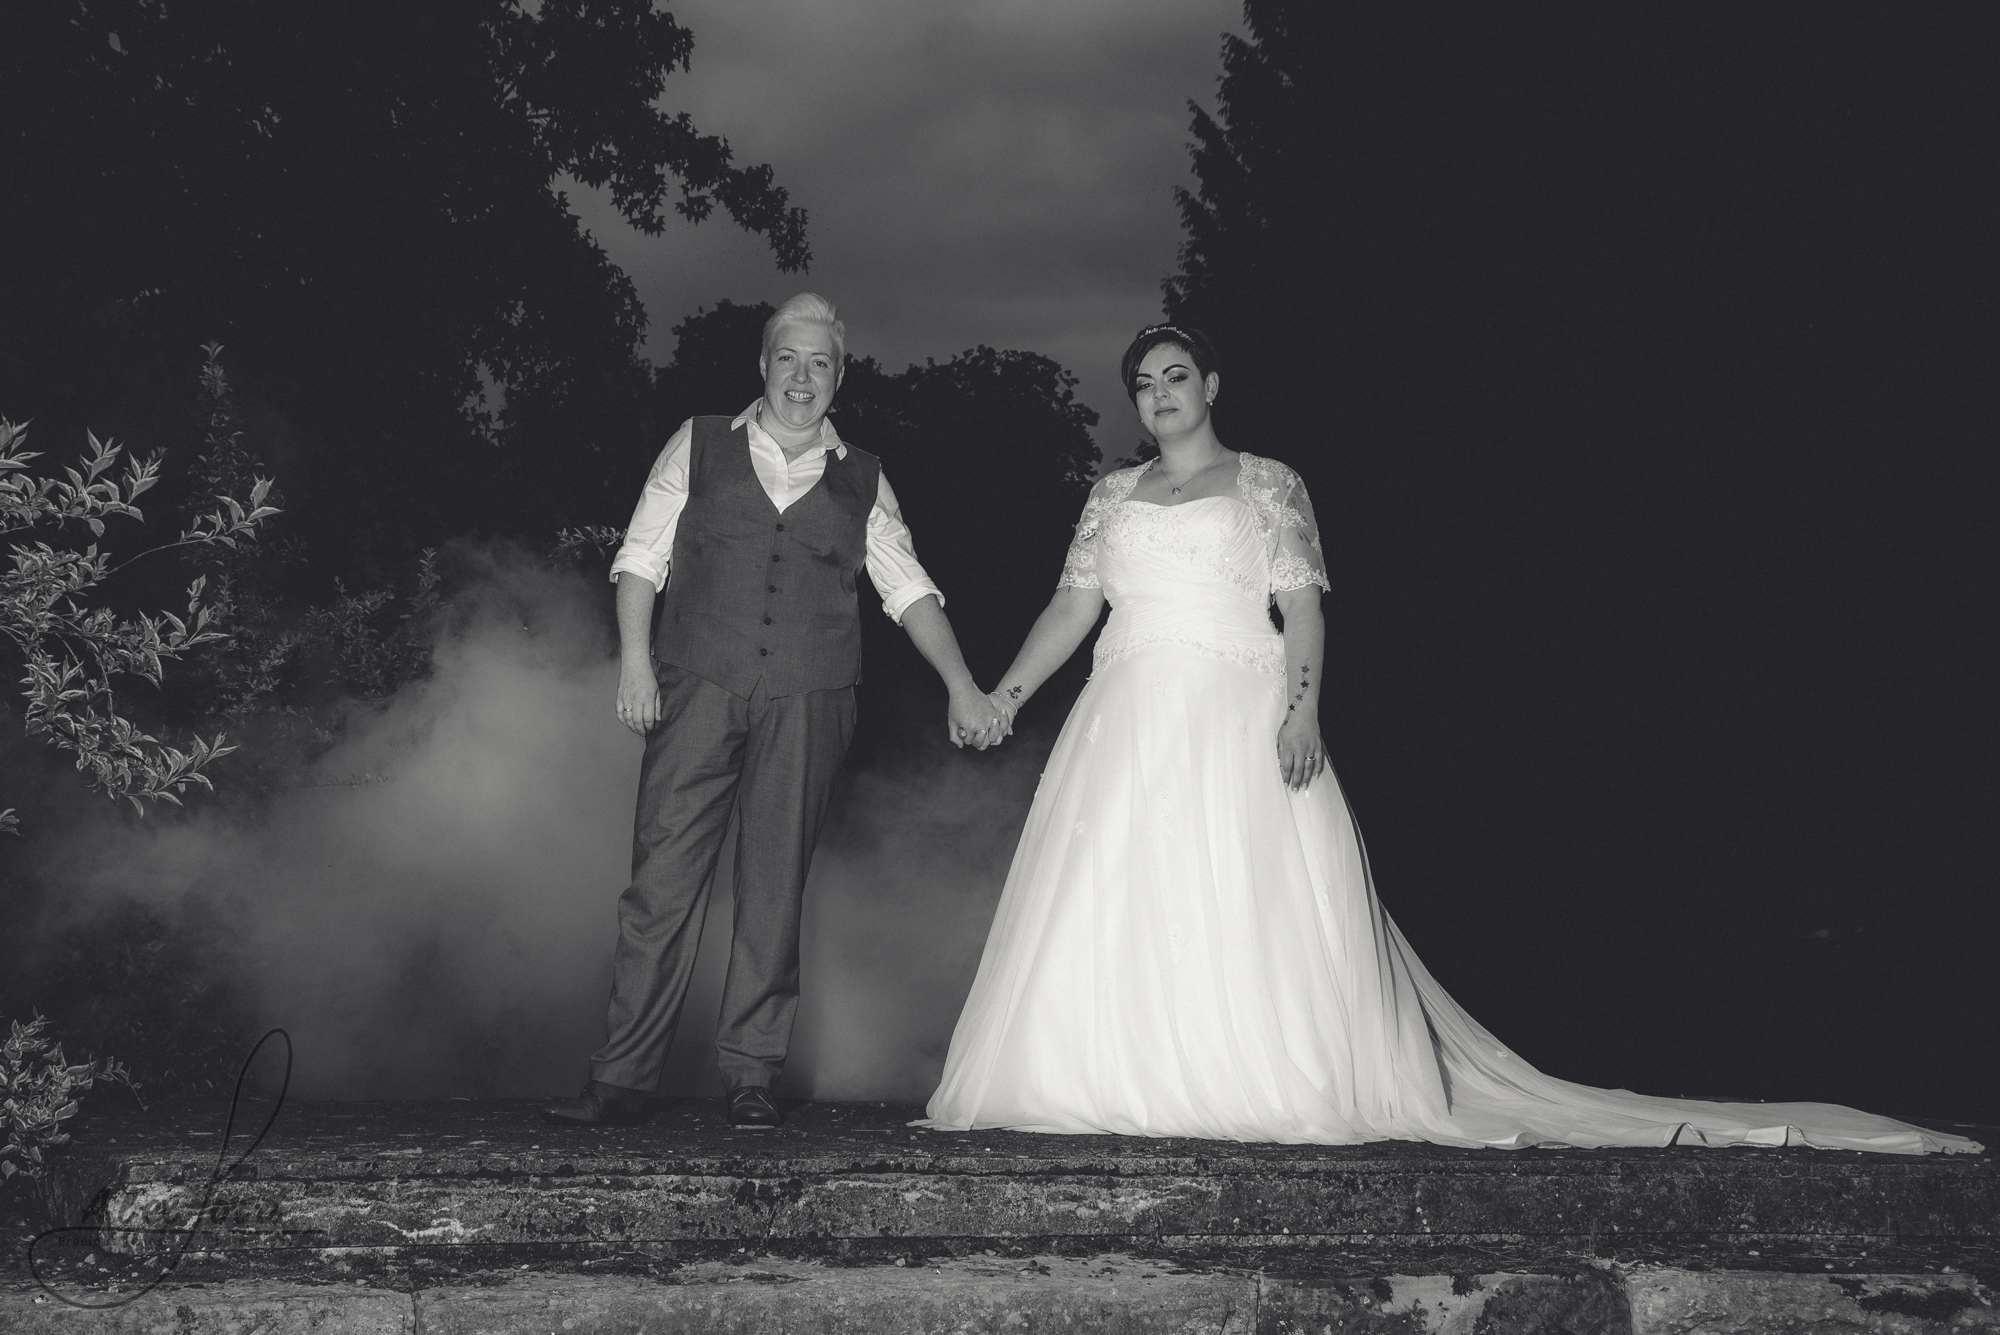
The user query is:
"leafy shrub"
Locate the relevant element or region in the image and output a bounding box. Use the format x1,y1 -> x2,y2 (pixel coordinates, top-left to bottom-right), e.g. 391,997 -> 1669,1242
0,1015 -> 136,1189
0,409 -> 278,834
550,525 -> 627,567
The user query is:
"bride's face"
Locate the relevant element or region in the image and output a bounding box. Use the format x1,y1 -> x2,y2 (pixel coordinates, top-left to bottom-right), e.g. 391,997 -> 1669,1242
1132,344 -> 1218,441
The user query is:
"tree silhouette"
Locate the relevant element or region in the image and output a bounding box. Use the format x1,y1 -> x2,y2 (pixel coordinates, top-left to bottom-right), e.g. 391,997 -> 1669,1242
0,1 -> 808,577
845,345 -> 1101,693
1163,3 -> 1329,453
1163,2 -> 1998,1117
651,301 -> 775,429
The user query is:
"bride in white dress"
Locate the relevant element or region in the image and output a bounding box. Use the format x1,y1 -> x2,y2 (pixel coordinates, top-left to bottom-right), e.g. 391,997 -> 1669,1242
919,324 -> 1979,1156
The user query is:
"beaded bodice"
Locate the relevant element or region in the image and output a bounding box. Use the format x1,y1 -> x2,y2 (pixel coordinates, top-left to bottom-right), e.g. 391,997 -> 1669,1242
1057,454 -> 1327,675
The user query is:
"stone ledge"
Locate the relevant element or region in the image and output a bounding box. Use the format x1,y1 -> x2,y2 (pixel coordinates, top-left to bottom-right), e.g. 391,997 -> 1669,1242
40,1099 -> 1996,1261
0,1278 -> 415,1333
2,1257 -> 1996,1334
11,1098 -> 1992,1332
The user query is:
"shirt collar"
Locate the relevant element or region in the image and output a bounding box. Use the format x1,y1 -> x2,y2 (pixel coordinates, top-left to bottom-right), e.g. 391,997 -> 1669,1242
735,399 -> 847,460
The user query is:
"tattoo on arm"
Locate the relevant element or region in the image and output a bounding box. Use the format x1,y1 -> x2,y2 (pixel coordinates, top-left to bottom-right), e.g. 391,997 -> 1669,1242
1007,686 -> 1022,703
1288,664 -> 1310,714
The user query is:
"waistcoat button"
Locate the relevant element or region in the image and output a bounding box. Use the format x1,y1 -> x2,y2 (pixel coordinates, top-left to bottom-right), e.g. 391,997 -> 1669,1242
775,523 -> 786,532
763,616 -> 773,625
758,648 -> 769,656
767,584 -> 777,593
771,554 -> 781,562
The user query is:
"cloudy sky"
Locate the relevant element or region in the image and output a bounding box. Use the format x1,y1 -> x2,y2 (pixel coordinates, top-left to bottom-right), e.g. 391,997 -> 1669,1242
571,0 -> 1246,451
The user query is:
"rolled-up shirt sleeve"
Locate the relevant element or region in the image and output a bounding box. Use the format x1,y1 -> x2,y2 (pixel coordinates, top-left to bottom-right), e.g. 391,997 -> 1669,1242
867,471 -> 946,624
607,419 -> 695,592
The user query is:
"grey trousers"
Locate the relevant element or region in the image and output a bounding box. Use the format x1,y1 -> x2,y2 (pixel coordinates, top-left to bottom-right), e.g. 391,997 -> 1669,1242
590,662 -> 855,1092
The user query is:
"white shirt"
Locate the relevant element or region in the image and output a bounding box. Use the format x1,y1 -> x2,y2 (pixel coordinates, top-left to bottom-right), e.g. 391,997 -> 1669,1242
608,401 -> 945,624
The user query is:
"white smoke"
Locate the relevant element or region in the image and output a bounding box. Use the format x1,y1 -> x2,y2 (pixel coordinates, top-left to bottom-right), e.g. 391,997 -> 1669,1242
29,548 -> 1040,1101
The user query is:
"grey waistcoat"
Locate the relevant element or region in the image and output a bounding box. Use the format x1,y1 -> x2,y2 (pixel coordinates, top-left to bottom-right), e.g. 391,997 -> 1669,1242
653,416 -> 881,699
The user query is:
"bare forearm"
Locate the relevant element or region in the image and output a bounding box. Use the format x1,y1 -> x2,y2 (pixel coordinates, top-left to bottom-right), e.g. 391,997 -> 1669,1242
615,572 -> 657,670
992,589 -> 1105,711
899,595 -> 979,693
1275,590 -> 1325,722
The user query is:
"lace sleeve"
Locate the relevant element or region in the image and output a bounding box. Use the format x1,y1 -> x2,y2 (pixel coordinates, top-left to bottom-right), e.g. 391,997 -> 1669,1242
1055,472 -> 1126,590
1241,455 -> 1329,596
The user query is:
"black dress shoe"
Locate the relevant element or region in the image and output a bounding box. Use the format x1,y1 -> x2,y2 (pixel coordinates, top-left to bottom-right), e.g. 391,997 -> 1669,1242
541,1080 -> 650,1127
727,1085 -> 782,1129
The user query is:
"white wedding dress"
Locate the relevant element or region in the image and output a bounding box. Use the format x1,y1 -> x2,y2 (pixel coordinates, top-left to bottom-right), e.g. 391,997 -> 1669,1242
920,454 -> 1979,1155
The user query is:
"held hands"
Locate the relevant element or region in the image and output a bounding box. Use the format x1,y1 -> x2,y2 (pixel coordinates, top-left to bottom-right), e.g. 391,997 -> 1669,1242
1276,711 -> 1328,792
615,661 -> 662,735
948,681 -> 1009,750
987,688 -> 1020,737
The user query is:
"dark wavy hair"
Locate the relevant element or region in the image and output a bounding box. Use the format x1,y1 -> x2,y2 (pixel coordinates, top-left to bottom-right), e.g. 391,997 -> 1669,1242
1119,323 -> 1220,399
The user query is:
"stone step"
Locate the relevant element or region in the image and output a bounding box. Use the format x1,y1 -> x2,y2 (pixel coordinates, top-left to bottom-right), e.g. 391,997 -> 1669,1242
4,1257 -> 1997,1334
38,1099 -> 1998,1259
5,1099 -> 1992,1332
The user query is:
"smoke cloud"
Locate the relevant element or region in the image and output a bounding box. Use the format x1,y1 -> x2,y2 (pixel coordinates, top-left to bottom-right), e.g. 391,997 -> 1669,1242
27,548 -> 1038,1102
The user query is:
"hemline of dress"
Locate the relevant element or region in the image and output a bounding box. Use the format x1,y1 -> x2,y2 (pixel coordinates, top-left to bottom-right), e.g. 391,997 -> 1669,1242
908,1115 -> 1982,1156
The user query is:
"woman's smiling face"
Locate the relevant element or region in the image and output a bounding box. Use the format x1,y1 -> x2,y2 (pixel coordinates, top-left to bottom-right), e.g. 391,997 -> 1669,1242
760,321 -> 843,434
1132,342 -> 1218,440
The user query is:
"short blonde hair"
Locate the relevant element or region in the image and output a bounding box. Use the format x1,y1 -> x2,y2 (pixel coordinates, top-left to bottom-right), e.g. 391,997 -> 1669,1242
762,292 -> 846,365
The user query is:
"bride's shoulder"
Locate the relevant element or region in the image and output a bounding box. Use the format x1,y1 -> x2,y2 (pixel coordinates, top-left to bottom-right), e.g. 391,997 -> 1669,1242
1236,452 -> 1306,493
1089,463 -> 1149,501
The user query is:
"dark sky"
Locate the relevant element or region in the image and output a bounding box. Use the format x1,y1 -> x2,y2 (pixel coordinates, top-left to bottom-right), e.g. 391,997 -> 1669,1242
570,0 -> 1245,454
